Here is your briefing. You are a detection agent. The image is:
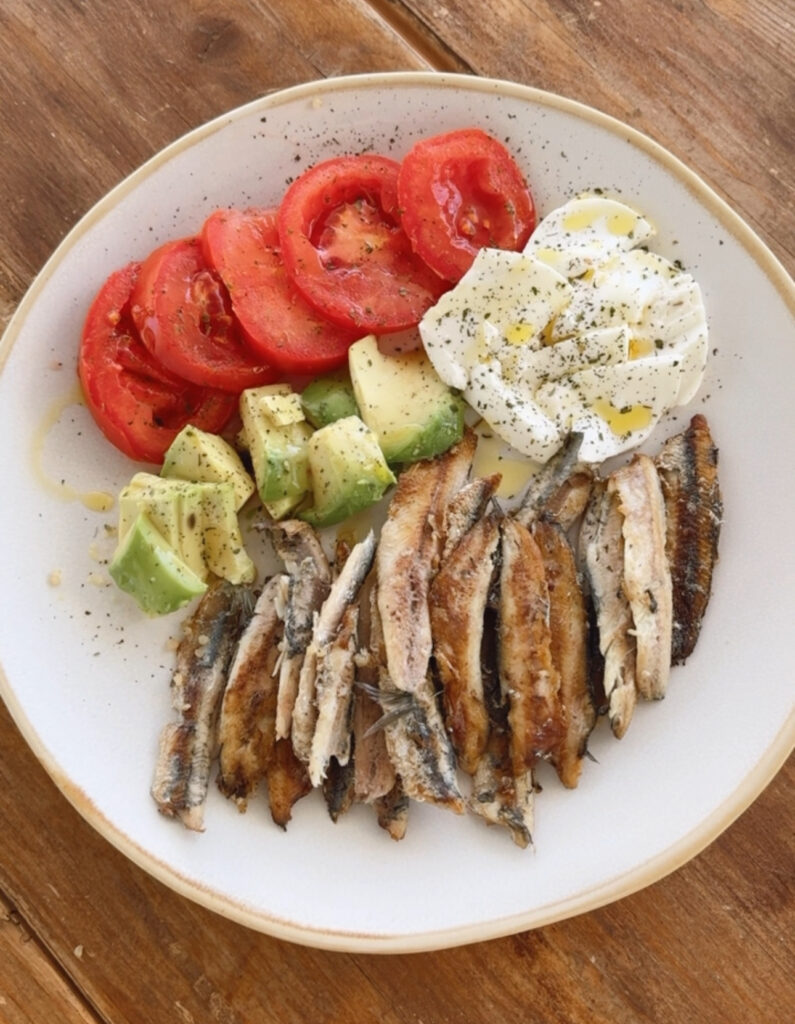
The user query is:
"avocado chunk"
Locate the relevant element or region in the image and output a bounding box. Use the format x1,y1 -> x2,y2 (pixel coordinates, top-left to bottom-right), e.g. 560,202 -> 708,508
299,415 -> 396,528
300,373 -> 360,428
161,425 -> 255,510
109,511 -> 207,616
348,334 -> 465,464
239,384 -> 313,518
117,473 -> 256,585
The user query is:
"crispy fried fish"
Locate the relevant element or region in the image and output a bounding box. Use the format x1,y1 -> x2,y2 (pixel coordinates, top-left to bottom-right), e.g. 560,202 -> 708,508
267,737 -> 312,829
533,518 -> 595,788
263,520 -> 331,740
376,430 -> 477,696
216,574 -> 286,809
439,473 -> 501,563
151,581 -> 249,831
429,514 -> 501,776
608,454 -> 673,700
655,414 -> 722,664
499,518 -> 564,768
579,479 -> 638,738
308,602 -> 359,786
292,531 -> 376,764
514,432 -> 586,528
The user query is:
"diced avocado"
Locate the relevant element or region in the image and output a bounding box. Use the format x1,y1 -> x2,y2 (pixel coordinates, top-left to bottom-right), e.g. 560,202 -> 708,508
117,473 -> 256,585
348,334 -> 465,464
300,373 -> 360,428
161,425 -> 255,510
299,416 -> 396,528
239,384 -> 313,517
109,511 -> 207,616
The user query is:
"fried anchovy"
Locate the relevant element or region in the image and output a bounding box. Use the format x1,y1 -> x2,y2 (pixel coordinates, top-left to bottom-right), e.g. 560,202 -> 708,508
262,520 -> 331,740
376,430 -> 477,696
267,737 -> 312,830
430,513 -> 501,776
216,574 -> 286,809
439,473 -> 501,563
469,615 -> 534,849
322,756 -> 356,823
608,454 -> 673,700
513,432 -> 585,527
540,468 -> 594,530
533,519 -> 595,787
374,778 -> 410,841
308,603 -> 359,786
655,414 -> 722,665
579,479 -> 637,738
292,531 -> 376,764
151,581 -> 250,831
499,518 -> 564,768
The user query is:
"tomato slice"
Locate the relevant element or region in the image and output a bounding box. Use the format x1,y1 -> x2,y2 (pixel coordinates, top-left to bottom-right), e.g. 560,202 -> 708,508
78,262 -> 237,463
397,128 -> 537,282
130,236 -> 275,392
201,206 -> 360,375
277,154 -> 447,332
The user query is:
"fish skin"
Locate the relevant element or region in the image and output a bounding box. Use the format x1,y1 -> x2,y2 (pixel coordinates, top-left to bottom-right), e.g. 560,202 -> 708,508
263,520 -> 332,740
655,414 -> 722,665
513,432 -> 585,528
322,756 -> 356,823
216,575 -> 286,809
376,430 -> 477,697
498,518 -> 564,769
533,518 -> 595,787
579,479 -> 638,738
540,468 -> 594,530
151,581 -> 250,831
308,603 -> 359,786
430,514 -> 501,776
267,737 -> 312,830
292,531 -> 376,764
374,779 -> 410,841
439,473 -> 501,563
609,454 -> 673,700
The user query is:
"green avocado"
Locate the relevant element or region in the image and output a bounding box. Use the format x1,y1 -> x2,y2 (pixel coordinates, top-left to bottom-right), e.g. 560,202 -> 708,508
300,373 -> 360,428
348,334 -> 464,464
161,425 -> 255,511
239,384 -> 313,518
109,511 -> 207,616
299,415 -> 396,528
117,473 -> 256,586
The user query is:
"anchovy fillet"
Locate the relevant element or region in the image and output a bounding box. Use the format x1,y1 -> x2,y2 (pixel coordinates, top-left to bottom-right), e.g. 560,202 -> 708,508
151,581 -> 249,831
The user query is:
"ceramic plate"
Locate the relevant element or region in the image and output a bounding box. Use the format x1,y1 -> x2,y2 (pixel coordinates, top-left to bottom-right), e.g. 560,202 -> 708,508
1,73 -> 793,953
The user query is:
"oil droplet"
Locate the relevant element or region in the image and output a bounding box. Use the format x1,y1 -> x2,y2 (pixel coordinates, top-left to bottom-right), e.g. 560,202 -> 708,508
473,423 -> 537,499
505,322 -> 535,346
592,400 -> 653,435
562,206 -> 599,232
606,210 -> 638,236
628,335 -> 655,359
31,383 -> 116,512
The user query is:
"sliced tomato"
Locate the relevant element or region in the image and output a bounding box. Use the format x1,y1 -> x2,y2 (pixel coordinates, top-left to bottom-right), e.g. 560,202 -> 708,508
78,262 -> 236,463
397,128 -> 537,282
201,206 -> 360,375
130,236 -> 275,392
277,154 -> 447,333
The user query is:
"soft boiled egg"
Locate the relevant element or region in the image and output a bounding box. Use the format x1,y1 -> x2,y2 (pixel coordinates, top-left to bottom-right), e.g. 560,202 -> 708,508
418,194 -> 708,464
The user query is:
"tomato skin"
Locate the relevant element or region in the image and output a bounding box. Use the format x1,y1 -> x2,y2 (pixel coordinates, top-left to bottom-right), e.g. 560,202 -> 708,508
277,154 -> 447,333
397,128 -> 537,282
131,236 -> 275,392
201,207 -> 359,375
78,262 -> 236,464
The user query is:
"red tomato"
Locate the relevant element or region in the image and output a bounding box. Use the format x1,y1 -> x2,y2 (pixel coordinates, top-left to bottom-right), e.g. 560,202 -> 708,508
397,128 -> 537,282
130,236 -> 275,392
201,207 -> 359,375
277,154 -> 447,332
78,262 -> 236,463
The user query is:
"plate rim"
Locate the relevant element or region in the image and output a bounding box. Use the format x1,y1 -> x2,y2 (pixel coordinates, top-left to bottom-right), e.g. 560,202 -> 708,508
1,70 -> 794,953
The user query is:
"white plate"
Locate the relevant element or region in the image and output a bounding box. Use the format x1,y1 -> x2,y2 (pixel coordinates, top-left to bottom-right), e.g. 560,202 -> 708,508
1,73 -> 793,953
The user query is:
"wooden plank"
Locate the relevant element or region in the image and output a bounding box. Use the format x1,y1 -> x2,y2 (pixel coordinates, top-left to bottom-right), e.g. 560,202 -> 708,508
392,0 -> 794,271
0,890 -> 100,1024
0,0 -> 440,308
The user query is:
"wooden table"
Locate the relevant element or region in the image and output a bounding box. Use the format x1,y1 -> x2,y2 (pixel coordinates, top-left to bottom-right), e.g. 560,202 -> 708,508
1,2 -> 793,1021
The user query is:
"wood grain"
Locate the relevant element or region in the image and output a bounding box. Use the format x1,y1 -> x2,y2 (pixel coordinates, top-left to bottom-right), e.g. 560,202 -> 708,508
0,0 -> 793,1022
